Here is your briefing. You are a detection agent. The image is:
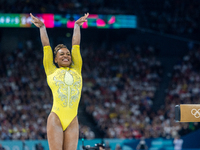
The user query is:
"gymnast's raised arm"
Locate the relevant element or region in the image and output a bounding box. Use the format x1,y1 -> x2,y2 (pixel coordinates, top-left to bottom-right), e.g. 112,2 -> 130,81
30,13 -> 50,47
72,13 -> 89,46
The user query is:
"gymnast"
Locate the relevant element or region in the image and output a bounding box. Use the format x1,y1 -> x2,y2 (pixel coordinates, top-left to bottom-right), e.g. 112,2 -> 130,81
30,12 -> 89,150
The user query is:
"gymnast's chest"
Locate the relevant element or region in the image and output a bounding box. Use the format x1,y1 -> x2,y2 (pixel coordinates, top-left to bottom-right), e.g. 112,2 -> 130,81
47,68 -> 82,90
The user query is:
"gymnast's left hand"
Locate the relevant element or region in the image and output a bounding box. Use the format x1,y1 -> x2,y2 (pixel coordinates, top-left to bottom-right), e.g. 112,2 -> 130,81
75,13 -> 89,26
30,13 -> 44,28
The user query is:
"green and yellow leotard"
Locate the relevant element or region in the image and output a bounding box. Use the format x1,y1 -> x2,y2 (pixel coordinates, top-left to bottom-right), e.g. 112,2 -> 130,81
43,45 -> 82,131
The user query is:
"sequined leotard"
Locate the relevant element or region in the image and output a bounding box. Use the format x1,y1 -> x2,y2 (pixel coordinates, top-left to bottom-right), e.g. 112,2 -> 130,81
43,45 -> 82,131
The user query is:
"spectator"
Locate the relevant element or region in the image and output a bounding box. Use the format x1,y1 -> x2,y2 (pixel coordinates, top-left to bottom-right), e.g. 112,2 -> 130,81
115,144 -> 122,150
173,135 -> 183,150
35,143 -> 44,150
136,137 -> 148,150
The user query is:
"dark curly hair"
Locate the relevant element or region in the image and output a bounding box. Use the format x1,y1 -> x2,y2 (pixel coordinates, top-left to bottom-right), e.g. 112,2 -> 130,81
54,44 -> 68,56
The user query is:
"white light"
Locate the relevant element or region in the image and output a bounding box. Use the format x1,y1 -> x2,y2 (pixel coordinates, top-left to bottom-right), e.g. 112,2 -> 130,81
6,16 -> 10,23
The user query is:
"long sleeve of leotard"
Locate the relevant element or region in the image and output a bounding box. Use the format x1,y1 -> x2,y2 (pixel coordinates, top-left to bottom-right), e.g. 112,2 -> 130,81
71,45 -> 82,75
43,46 -> 57,76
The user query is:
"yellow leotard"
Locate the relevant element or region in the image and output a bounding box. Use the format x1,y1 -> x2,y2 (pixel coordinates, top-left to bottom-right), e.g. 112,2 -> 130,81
43,45 -> 82,131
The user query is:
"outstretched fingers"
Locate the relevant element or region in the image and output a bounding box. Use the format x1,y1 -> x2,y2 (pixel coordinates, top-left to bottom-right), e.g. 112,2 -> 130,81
84,13 -> 89,18
30,13 -> 36,20
30,13 -> 44,28
75,12 -> 89,26
83,13 -> 89,21
30,13 -> 34,17
30,13 -> 37,23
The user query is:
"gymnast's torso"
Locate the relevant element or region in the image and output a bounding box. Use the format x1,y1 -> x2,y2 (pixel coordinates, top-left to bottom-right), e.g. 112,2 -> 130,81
43,45 -> 82,130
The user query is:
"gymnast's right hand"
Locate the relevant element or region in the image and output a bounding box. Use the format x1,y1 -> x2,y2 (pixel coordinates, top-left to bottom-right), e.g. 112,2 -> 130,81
30,13 -> 44,28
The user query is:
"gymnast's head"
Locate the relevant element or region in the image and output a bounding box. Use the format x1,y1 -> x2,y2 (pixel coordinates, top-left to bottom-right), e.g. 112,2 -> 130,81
54,44 -> 72,68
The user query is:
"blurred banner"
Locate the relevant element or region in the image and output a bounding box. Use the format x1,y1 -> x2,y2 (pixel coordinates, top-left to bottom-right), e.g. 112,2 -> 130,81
0,13 -> 137,28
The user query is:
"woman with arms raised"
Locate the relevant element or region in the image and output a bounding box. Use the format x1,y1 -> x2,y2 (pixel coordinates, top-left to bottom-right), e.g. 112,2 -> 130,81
30,13 -> 89,150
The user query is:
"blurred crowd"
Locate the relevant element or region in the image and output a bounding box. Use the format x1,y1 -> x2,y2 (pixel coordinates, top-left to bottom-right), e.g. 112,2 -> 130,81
0,0 -> 199,147
163,44 -> 200,137
1,0 -> 200,36
1,0 -> 200,35
0,37 -> 200,140
0,0 -> 133,14
141,0 -> 200,34
81,42 -> 163,139
81,42 -> 200,139
0,40 -> 95,140
0,41 -> 49,140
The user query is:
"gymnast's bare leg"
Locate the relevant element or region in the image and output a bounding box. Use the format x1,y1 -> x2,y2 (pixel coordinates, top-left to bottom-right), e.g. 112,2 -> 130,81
47,112 -> 64,150
63,116 -> 79,150
47,113 -> 79,150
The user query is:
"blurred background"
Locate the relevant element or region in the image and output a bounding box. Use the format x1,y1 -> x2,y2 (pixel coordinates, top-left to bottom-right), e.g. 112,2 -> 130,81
0,0 -> 200,150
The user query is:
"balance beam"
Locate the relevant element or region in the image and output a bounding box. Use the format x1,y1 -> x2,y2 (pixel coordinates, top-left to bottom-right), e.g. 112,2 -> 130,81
175,104 -> 200,122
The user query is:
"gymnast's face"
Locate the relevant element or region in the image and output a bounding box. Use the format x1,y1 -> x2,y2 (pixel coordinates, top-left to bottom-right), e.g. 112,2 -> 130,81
55,48 -> 72,68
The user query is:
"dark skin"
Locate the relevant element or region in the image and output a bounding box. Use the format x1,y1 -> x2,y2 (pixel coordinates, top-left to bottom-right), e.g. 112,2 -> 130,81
55,49 -> 72,68
30,13 -> 89,150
